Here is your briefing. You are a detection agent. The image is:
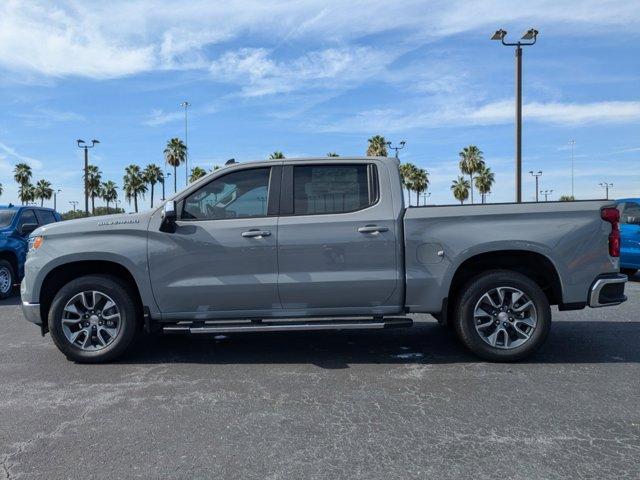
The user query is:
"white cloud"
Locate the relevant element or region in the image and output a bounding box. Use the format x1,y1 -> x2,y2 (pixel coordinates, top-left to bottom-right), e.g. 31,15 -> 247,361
210,47 -> 394,96
142,109 -> 185,126
320,100 -> 640,133
1,0 -> 639,79
0,142 -> 44,170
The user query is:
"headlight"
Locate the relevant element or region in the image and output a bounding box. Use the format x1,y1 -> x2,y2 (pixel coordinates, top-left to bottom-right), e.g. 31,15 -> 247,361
28,236 -> 43,252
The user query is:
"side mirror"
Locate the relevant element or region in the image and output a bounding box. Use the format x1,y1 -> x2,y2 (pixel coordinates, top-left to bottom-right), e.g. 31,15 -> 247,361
20,223 -> 38,236
160,201 -> 177,233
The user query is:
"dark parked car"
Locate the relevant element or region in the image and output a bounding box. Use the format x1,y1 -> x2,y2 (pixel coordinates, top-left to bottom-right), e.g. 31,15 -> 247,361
0,205 -> 61,298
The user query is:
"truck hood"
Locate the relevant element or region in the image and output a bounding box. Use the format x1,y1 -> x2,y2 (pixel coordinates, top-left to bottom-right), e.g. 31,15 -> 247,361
35,211 -> 154,237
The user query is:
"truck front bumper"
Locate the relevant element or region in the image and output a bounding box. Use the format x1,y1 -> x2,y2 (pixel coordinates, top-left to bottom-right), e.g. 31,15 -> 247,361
22,301 -> 42,325
588,274 -> 627,308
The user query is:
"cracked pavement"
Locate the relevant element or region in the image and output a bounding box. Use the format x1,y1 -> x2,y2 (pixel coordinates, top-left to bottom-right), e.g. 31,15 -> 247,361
1,277 -> 639,479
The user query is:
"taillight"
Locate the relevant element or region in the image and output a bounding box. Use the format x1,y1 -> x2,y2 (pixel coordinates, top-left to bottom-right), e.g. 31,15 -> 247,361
601,207 -> 620,257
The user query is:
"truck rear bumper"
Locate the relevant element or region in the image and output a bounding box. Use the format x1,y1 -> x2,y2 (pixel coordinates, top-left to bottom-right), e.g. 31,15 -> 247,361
22,301 -> 42,325
588,274 -> 627,308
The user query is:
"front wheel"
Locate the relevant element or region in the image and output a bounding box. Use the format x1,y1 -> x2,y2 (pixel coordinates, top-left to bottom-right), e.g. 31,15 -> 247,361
48,275 -> 139,363
0,259 -> 16,299
453,270 -> 551,362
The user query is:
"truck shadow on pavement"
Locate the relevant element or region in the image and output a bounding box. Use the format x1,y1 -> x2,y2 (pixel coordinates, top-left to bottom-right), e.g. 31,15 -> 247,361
119,320 -> 640,368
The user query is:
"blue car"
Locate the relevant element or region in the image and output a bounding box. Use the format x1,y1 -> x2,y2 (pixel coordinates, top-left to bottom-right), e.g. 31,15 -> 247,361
0,205 -> 61,298
616,198 -> 640,277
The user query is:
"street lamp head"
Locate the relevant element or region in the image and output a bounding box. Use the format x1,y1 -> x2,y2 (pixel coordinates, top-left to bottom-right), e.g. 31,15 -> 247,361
491,29 -> 507,40
521,28 -> 538,40
385,141 -> 391,147
400,141 -> 406,146
91,139 -> 100,145
77,139 -> 85,146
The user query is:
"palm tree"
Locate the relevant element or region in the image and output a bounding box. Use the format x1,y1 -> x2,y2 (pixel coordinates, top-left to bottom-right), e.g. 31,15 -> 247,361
14,163 -> 32,204
451,176 -> 471,204
412,168 -> 429,206
189,166 -> 207,183
458,145 -> 484,204
19,183 -> 36,205
123,164 -> 147,213
0,183 -> 3,199
399,163 -> 418,205
366,135 -> 388,157
34,179 -> 53,207
85,164 -> 102,214
269,151 -> 285,159
327,152 -> 339,157
143,164 -> 163,208
474,165 -> 495,204
102,181 -> 118,214
164,138 -> 187,193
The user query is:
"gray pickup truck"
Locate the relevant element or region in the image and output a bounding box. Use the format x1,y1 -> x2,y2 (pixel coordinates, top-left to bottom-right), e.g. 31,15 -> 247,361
21,156 -> 627,363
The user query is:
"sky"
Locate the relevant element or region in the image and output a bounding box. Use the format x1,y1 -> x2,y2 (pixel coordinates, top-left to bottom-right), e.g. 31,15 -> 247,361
0,0 -> 639,212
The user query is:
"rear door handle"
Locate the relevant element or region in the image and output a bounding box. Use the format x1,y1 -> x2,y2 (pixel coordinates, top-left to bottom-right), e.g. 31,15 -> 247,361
358,225 -> 389,234
241,229 -> 271,238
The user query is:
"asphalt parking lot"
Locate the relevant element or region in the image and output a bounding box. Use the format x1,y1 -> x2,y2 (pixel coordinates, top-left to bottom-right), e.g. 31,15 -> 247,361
1,276 -> 639,480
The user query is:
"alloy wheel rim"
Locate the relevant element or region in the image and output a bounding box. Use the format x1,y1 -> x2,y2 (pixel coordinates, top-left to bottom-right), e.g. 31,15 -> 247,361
0,267 -> 11,294
473,286 -> 537,350
61,290 -> 121,351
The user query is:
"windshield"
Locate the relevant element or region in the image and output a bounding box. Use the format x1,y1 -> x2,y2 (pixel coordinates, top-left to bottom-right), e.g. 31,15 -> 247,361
0,210 -> 16,228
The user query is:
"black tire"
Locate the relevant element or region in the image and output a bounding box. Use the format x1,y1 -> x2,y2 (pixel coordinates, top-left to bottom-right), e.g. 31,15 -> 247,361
0,259 -> 16,299
453,270 -> 551,362
621,268 -> 638,277
48,275 -> 139,363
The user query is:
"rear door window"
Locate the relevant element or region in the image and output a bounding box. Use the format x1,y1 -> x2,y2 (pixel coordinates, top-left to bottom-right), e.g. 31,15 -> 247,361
292,164 -> 377,215
35,210 -> 57,226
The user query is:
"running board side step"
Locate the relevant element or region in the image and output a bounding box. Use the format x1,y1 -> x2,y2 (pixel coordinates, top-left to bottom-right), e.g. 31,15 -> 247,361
163,317 -> 412,334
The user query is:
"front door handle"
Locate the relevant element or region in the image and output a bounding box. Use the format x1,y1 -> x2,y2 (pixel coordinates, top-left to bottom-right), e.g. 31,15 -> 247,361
241,229 -> 271,238
358,225 -> 389,234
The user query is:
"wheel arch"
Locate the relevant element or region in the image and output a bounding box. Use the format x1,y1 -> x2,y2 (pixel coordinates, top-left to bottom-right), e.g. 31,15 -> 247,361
444,249 -> 563,325
39,260 -> 144,331
0,250 -> 19,276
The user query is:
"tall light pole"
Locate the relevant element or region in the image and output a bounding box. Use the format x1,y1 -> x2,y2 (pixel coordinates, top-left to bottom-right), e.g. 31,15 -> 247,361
76,139 -> 99,216
53,189 -> 61,211
491,28 -> 538,203
540,189 -> 553,202
599,182 -> 613,200
386,140 -> 406,159
162,172 -> 172,201
529,170 -> 542,202
569,140 -> 576,198
69,200 -> 78,212
180,101 -> 190,187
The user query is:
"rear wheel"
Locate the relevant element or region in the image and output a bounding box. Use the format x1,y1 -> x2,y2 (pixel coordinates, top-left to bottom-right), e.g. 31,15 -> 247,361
0,260 -> 15,299
48,275 -> 139,363
453,270 -> 551,362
